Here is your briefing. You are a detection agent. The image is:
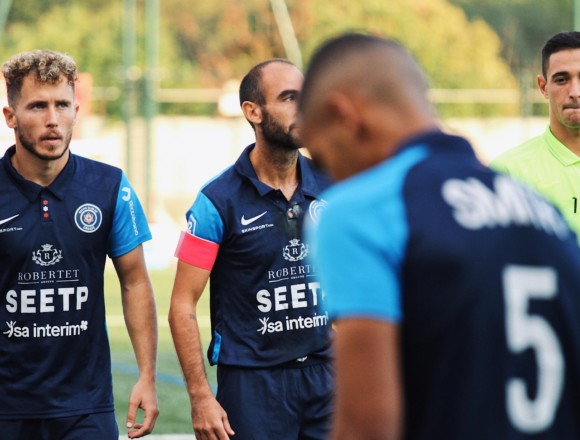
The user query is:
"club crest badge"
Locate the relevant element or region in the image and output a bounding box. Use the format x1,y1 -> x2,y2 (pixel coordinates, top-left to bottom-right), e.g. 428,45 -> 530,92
32,243 -> 63,266
283,238 -> 309,262
74,203 -> 102,233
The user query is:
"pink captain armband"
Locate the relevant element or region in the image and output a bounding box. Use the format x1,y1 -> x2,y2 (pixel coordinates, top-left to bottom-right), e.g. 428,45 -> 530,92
175,231 -> 220,271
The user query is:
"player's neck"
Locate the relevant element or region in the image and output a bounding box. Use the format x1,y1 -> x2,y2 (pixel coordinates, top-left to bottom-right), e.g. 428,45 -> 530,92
11,147 -> 68,187
250,142 -> 299,200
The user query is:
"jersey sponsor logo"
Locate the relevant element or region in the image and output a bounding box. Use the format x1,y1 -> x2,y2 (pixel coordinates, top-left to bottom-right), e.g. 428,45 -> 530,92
17,269 -> 80,284
257,312 -> 329,334
0,226 -> 23,234
442,175 -> 570,239
122,187 -> 140,236
0,214 -> 19,226
283,238 -> 309,262
241,222 -> 274,234
3,319 -> 89,338
122,187 -> 131,202
240,210 -> 274,233
241,211 -> 268,226
74,203 -> 103,233
5,286 -> 89,313
267,264 -> 317,282
256,271 -> 328,335
308,200 -> 327,224
0,214 -> 22,234
32,244 -> 63,266
256,281 -> 323,312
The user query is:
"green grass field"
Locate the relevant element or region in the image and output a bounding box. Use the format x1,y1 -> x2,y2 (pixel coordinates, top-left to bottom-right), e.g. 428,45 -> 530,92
105,266 -> 215,435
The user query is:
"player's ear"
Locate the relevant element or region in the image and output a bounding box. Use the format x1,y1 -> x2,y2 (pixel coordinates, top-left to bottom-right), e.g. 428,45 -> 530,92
3,106 -> 16,129
74,102 -> 80,124
241,101 -> 262,125
537,74 -> 548,99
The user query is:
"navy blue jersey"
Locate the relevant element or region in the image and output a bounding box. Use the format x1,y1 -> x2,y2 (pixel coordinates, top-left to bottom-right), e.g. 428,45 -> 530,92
0,146 -> 151,419
310,132 -> 580,439
176,144 -> 332,367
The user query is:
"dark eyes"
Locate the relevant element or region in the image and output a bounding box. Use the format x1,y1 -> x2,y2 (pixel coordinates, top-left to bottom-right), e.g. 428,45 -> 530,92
30,102 -> 70,109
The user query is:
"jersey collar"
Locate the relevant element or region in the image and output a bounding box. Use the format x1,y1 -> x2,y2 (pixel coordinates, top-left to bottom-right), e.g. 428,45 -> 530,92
2,145 -> 75,202
544,126 -> 580,166
234,143 -> 325,199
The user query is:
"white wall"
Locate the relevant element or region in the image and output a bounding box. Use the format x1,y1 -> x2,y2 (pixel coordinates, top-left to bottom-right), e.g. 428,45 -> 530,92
0,115 -> 549,268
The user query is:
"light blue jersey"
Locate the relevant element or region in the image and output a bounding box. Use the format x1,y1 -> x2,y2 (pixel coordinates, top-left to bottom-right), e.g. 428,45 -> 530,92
309,131 -> 580,439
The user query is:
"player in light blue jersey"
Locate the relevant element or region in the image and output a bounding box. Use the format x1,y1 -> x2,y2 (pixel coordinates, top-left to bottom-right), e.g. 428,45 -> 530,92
0,49 -> 159,439
300,33 -> 580,440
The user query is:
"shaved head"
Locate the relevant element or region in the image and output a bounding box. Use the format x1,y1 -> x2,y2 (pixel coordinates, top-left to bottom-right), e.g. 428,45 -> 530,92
299,33 -> 438,181
300,33 -> 430,119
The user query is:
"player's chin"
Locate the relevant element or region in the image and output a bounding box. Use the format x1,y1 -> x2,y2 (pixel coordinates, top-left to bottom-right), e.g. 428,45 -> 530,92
39,145 -> 69,160
290,133 -> 302,149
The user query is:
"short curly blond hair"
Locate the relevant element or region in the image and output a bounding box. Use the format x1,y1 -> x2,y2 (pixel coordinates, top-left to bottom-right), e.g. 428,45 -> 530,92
2,49 -> 78,105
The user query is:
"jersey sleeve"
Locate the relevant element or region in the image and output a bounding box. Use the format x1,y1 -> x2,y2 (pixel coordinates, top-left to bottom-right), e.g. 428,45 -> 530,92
107,172 -> 152,258
174,191 -> 223,271
308,190 -> 406,323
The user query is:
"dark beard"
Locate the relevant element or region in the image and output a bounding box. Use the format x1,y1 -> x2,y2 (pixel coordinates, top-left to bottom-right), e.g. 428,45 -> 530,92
17,129 -> 70,161
260,108 -> 301,151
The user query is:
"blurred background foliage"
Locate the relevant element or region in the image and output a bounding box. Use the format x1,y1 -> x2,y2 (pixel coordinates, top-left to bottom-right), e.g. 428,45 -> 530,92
0,0 -> 574,117
1,2 -> 575,433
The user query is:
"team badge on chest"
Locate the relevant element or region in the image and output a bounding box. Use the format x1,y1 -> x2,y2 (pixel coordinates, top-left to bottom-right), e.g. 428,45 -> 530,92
32,243 -> 63,266
74,203 -> 103,233
283,238 -> 309,262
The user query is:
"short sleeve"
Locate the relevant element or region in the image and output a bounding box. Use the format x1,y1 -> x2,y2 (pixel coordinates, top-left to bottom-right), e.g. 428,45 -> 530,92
107,173 -> 152,258
308,179 -> 409,323
174,191 -> 224,270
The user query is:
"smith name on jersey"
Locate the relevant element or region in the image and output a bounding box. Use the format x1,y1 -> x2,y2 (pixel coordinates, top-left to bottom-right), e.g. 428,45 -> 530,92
312,131 -> 580,439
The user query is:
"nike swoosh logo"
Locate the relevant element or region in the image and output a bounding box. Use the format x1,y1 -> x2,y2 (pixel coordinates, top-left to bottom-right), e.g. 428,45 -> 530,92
241,211 -> 267,226
0,214 -> 19,226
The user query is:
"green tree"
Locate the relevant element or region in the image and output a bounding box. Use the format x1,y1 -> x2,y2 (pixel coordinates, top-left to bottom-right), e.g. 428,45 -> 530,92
451,0 -> 574,72
161,0 -> 516,90
298,0 -> 515,89
3,2 -> 123,84
1,0 -> 518,116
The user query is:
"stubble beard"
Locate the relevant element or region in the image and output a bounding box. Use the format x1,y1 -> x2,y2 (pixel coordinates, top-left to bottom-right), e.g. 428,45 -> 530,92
17,129 -> 71,162
260,108 -> 301,152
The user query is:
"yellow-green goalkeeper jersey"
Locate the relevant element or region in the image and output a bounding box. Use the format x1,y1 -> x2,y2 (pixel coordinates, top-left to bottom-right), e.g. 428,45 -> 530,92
490,125 -> 580,243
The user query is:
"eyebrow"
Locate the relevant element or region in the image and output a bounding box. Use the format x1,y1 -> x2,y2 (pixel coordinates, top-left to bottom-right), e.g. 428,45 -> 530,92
551,71 -> 570,79
26,99 -> 48,107
278,89 -> 299,100
26,98 -> 72,106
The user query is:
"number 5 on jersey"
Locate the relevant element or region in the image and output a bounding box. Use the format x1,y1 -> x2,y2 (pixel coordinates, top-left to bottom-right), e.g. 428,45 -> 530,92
503,265 -> 564,434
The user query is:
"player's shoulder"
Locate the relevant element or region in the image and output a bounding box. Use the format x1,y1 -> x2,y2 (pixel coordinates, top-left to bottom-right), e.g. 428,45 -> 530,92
198,163 -> 237,197
321,156 -> 410,227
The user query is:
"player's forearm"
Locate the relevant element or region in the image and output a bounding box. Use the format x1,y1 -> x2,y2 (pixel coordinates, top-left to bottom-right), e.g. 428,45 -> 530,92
123,284 -> 158,380
169,306 -> 213,400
